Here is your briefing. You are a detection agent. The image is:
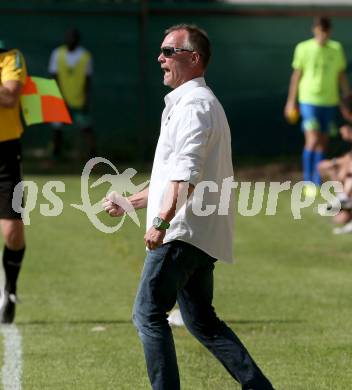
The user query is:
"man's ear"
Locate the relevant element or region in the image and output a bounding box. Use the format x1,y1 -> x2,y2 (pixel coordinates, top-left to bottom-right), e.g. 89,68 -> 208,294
191,52 -> 201,66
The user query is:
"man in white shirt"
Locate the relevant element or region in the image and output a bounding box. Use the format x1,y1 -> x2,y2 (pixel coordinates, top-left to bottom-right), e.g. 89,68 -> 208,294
103,24 -> 274,390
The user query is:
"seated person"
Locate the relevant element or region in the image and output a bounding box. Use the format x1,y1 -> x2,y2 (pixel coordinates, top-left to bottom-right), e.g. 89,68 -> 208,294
318,125 -> 352,184
318,109 -> 352,229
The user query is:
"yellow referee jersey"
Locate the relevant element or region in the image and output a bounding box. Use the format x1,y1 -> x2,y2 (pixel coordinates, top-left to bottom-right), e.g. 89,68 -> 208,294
0,49 -> 27,142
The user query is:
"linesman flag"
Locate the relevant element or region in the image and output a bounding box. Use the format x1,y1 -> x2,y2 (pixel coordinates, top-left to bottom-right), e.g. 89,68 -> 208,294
20,76 -> 72,126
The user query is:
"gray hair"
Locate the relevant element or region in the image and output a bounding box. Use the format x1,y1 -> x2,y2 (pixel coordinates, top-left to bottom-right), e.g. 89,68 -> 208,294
165,24 -> 211,69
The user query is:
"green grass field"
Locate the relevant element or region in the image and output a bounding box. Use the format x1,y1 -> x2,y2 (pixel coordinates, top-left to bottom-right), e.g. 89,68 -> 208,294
1,174 -> 352,389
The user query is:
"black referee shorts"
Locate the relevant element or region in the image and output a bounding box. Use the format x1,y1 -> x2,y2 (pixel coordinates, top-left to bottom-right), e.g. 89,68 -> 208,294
0,139 -> 23,220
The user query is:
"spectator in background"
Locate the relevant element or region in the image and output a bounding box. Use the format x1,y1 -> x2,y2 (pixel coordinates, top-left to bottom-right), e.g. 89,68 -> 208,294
318,124 -> 352,184
320,95 -> 352,233
319,124 -> 352,227
0,42 -> 27,323
48,28 -> 96,161
285,16 -> 349,196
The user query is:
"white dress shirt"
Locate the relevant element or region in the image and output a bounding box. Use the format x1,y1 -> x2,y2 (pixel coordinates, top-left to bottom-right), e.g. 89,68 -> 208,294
147,77 -> 234,263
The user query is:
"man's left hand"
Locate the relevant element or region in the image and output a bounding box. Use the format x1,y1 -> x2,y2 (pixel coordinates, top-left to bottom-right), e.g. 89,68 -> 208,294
144,227 -> 166,250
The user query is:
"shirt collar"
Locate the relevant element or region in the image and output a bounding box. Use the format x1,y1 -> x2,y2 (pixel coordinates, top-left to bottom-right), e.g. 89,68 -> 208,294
164,77 -> 206,107
312,38 -> 330,48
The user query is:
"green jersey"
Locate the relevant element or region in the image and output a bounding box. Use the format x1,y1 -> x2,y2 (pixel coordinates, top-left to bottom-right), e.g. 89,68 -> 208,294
292,38 -> 346,106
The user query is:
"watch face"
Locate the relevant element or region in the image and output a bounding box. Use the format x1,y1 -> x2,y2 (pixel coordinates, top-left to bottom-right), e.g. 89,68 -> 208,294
153,217 -> 162,228
153,217 -> 169,230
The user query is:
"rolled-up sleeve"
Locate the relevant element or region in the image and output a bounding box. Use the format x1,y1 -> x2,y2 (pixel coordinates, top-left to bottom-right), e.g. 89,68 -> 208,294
169,100 -> 212,186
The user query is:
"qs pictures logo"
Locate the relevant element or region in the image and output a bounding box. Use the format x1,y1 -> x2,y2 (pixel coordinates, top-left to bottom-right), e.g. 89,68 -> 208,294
11,157 -> 344,233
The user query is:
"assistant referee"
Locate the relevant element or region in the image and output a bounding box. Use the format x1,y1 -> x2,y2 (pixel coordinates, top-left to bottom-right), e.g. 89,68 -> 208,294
0,42 -> 27,323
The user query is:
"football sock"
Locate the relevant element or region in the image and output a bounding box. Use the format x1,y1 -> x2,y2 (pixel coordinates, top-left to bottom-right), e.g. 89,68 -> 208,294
2,246 -> 25,295
302,148 -> 314,182
312,151 -> 325,186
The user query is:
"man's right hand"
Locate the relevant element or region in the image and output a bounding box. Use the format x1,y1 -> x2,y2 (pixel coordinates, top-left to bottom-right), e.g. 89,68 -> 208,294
284,101 -> 297,119
102,191 -> 130,217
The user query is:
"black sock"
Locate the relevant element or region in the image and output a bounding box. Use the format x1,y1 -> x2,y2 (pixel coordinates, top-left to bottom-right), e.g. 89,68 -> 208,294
2,246 -> 25,295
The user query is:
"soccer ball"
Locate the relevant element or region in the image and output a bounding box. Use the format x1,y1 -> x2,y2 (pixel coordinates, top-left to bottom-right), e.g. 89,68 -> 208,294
286,108 -> 300,125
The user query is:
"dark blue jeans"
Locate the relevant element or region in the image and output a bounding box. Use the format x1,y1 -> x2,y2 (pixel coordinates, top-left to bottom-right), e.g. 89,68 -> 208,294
133,240 -> 274,390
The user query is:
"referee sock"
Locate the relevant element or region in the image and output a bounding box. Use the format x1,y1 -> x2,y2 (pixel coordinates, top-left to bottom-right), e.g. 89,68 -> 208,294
2,246 -> 25,295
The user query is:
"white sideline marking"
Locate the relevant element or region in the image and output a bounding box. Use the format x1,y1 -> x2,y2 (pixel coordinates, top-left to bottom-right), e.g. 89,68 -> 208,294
1,324 -> 22,390
91,326 -> 106,332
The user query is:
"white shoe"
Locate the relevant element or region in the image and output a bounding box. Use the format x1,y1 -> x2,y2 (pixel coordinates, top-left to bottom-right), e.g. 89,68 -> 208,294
333,220 -> 352,235
167,309 -> 184,327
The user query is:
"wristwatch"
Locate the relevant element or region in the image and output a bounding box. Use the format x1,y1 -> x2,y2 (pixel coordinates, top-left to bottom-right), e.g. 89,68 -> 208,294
153,216 -> 170,231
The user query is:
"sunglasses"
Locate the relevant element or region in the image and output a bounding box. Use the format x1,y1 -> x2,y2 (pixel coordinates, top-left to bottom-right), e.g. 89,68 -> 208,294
160,46 -> 194,58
